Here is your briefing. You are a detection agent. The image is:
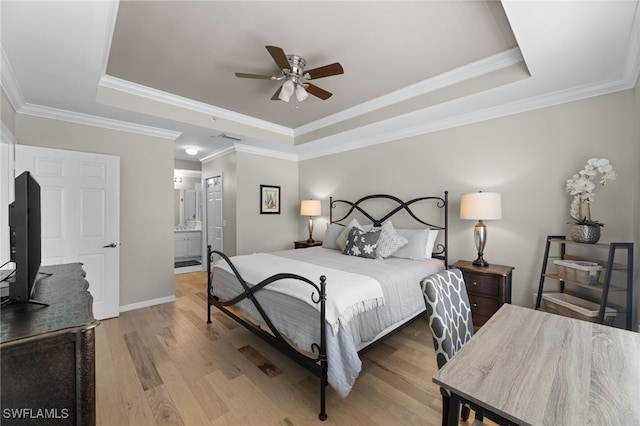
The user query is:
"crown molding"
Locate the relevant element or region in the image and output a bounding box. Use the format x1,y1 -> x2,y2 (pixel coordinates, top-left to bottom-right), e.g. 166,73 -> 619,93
200,142 -> 298,163
99,75 -> 294,137
199,145 -> 236,162
100,0 -> 120,77
19,103 -> 182,140
297,73 -> 637,161
0,46 -> 26,112
233,143 -> 298,161
294,47 -> 524,137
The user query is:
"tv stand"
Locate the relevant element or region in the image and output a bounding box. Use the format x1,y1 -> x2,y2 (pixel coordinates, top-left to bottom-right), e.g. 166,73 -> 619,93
1,263 -> 98,425
0,270 -> 52,307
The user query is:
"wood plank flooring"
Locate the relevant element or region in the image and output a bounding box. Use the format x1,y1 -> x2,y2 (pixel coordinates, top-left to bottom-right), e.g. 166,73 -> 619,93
95,271 -> 482,425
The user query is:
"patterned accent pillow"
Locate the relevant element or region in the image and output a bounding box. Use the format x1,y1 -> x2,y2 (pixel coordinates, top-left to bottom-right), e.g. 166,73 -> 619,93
343,227 -> 380,259
376,221 -> 409,259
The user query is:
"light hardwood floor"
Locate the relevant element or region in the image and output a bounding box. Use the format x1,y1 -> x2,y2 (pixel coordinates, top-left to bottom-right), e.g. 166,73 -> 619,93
95,271 -> 481,426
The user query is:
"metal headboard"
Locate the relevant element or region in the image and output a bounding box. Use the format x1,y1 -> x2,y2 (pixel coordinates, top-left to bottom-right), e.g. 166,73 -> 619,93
329,192 -> 449,267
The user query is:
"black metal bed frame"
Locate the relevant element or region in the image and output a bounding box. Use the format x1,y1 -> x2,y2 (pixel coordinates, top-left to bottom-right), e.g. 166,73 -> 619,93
206,192 -> 448,421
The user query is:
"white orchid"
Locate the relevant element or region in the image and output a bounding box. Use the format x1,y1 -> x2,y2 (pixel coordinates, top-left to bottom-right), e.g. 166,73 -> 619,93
566,158 -> 616,226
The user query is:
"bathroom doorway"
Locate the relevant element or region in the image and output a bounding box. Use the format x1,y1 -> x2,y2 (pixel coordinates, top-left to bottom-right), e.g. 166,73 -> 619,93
174,169 -> 202,274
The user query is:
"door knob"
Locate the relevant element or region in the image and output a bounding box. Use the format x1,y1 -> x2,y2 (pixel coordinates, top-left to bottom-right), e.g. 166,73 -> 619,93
103,243 -> 118,248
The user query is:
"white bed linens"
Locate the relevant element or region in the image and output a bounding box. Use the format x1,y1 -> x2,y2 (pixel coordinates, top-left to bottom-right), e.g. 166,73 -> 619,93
214,252 -> 385,334
210,247 -> 444,397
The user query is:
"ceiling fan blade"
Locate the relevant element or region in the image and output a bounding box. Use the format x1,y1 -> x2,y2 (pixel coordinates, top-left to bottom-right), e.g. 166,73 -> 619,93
235,72 -> 275,79
266,45 -> 290,71
305,83 -> 333,100
304,62 -> 344,79
271,86 -> 282,100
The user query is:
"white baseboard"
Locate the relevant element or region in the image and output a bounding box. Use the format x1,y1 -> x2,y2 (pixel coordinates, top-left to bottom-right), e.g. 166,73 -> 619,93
119,295 -> 176,313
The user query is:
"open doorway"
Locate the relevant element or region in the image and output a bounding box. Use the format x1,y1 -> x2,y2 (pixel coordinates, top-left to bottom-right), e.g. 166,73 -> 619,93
174,169 -> 202,274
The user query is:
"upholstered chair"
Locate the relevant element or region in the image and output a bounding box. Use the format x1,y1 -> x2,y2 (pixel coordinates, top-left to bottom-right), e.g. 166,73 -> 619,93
420,268 -> 482,426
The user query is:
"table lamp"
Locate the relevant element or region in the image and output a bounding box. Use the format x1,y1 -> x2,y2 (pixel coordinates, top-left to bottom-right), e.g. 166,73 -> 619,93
300,199 -> 321,243
460,192 -> 502,267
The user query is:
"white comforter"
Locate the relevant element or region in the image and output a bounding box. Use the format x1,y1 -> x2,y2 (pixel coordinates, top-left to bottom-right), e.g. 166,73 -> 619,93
210,247 -> 444,397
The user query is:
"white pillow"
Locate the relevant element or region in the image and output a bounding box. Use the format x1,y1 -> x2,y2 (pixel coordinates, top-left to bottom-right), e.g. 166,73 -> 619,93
424,229 -> 439,259
322,223 -> 345,250
376,221 -> 409,259
390,229 -> 431,260
335,219 -> 363,251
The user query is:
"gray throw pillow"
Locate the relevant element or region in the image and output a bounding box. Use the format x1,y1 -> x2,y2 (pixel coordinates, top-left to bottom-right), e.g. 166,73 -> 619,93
322,223 -> 345,250
343,227 -> 380,259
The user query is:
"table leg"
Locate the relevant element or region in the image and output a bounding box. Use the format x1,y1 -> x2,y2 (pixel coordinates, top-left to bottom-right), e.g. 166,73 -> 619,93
448,393 -> 461,426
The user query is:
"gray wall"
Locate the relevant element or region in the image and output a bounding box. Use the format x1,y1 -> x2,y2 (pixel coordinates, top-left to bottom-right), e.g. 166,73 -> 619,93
300,89 -> 640,328
201,150 -> 299,255
14,114 -> 175,308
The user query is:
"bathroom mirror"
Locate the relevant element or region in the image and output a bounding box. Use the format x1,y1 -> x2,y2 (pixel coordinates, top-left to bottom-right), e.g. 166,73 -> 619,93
174,186 -> 201,228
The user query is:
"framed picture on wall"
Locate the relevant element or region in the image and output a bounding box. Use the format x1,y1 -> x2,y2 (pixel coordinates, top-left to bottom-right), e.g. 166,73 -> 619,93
260,184 -> 280,214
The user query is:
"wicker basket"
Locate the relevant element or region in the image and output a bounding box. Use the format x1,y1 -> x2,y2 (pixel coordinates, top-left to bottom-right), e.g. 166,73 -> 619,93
554,259 -> 602,284
540,292 -> 615,325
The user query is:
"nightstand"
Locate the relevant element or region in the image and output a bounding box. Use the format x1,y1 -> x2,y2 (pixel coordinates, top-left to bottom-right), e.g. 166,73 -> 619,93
451,260 -> 514,329
294,240 -> 323,249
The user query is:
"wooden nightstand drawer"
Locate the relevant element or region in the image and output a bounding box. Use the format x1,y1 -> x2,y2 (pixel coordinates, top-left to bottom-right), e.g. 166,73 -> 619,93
451,260 -> 514,328
468,293 -> 500,325
464,272 -> 500,297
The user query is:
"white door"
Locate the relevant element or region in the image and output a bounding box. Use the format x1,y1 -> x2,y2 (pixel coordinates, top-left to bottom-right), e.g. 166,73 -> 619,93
16,145 -> 120,319
206,175 -> 223,253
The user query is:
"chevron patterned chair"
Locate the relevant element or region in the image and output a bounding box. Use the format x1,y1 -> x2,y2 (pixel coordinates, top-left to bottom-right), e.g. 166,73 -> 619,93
420,268 -> 485,426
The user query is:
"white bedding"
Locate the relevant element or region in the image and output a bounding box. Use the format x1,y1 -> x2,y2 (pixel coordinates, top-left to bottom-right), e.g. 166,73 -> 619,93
214,252 -> 385,334
210,247 -> 444,397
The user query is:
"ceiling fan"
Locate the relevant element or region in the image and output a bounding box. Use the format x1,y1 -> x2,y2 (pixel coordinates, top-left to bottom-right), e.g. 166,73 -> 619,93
235,45 -> 344,102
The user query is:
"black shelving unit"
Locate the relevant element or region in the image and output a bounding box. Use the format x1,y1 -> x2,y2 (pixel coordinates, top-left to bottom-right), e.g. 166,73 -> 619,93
535,235 -> 634,330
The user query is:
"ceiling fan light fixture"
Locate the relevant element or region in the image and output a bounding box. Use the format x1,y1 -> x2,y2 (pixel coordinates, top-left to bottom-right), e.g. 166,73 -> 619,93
295,84 -> 309,102
185,147 -> 198,156
279,79 -> 295,102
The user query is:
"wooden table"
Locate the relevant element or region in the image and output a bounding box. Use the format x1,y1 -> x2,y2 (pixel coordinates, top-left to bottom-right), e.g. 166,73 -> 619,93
432,304 -> 640,426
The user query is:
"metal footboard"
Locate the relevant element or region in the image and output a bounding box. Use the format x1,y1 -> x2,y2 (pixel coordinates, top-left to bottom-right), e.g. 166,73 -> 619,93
206,245 -> 329,421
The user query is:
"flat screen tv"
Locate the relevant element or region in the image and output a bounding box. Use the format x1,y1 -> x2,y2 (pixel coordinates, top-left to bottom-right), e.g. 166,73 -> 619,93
7,171 -> 43,304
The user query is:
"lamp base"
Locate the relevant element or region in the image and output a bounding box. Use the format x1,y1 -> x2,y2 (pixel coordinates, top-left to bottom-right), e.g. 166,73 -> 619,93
306,237 -> 315,244
472,254 -> 489,267
307,216 -> 315,244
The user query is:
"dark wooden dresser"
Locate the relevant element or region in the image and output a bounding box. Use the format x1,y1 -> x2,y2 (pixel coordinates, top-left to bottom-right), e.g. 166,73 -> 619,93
1,263 -> 98,425
451,260 -> 514,329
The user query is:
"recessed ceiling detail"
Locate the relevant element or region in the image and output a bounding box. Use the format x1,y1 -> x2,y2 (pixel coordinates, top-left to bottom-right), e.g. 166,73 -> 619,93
2,1 -> 639,161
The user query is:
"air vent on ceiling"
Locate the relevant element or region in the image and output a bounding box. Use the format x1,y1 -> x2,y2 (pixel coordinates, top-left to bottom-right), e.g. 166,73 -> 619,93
221,133 -> 243,141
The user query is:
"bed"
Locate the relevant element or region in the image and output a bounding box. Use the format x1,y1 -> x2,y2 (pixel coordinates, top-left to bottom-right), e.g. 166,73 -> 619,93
206,193 -> 448,420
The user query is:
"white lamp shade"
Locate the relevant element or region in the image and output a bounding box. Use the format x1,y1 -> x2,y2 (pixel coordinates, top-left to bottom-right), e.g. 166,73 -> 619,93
460,192 -> 502,220
279,80 -> 295,102
300,199 -> 321,216
295,85 -> 309,102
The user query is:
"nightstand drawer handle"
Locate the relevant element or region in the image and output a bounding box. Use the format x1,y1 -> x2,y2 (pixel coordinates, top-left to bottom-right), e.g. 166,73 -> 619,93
473,281 -> 478,286
472,303 -> 478,308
